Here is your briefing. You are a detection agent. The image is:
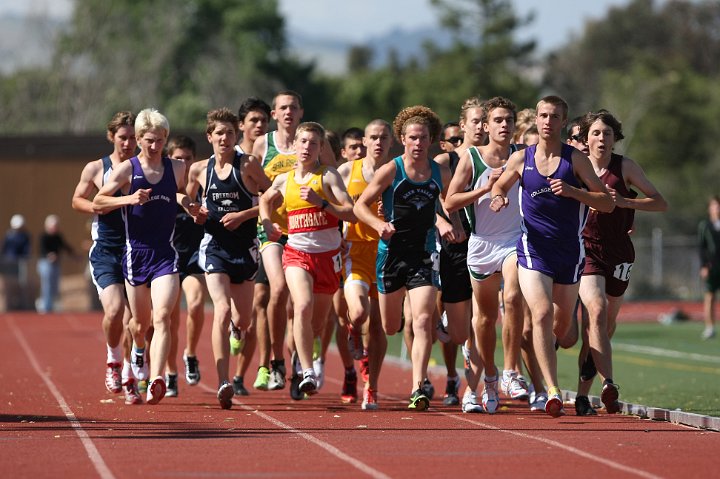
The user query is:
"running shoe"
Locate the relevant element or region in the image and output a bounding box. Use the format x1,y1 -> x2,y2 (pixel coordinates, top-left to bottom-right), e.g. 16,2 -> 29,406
254,366 -> 270,391
268,361 -> 286,390
442,376 -> 460,406
702,327 -> 716,340
313,358 -> 325,390
347,325 -> 364,360
408,388 -> 430,411
574,395 -> 597,416
124,379 -> 143,405
501,370 -> 529,400
233,376 -> 249,396
289,373 -> 303,400
183,354 -> 201,385
359,353 -> 369,384
436,311 -> 450,344
217,381 -> 234,409
299,371 -> 317,394
530,391 -> 547,412
462,390 -> 484,413
131,348 -> 148,381
229,322 -> 245,356
105,362 -> 122,394
545,386 -> 566,417
601,380 -> 621,414
361,387 -> 378,410
482,377 -> 500,414
165,373 -> 178,398
146,376 -> 167,405
421,378 -> 435,400
289,352 -> 304,400
579,353 -> 597,382
341,368 -> 358,404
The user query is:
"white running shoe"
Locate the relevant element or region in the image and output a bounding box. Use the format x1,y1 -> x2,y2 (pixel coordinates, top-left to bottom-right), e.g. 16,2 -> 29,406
105,363 -> 122,394
702,327 -> 716,340
268,364 -> 286,390
462,390 -> 484,413
530,392 -> 547,411
501,370 -> 530,400
482,378 -> 500,414
299,371 -> 317,394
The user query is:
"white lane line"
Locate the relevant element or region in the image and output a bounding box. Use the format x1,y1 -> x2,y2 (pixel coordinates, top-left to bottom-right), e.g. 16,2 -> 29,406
329,375 -> 663,478
445,412 -> 663,479
198,383 -> 392,479
612,342 -> 720,364
7,316 -> 115,479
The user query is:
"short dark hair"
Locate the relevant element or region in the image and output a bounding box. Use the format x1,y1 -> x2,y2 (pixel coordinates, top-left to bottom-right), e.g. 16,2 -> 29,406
167,135 -> 196,156
206,108 -> 239,135
341,127 -> 364,143
238,97 -> 271,122
107,111 -> 135,135
441,121 -> 460,135
482,97 -> 517,124
566,116 -> 584,140
579,109 -> 625,142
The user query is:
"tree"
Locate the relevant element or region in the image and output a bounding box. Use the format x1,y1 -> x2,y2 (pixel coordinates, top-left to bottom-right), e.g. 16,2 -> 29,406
543,0 -> 720,233
2,0 -> 314,133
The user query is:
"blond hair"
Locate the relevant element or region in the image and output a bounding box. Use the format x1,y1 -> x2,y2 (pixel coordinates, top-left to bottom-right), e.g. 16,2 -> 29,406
135,108 -> 169,138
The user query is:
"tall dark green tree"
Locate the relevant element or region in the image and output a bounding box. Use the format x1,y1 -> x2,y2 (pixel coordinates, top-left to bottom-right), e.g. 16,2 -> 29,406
544,0 -> 720,233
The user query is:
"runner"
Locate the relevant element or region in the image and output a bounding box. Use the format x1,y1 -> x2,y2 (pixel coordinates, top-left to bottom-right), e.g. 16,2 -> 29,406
71,111 -> 140,404
337,119 -> 393,409
354,105 -> 454,410
230,97 -> 271,395
187,108 -> 271,409
433,100 -> 486,409
251,91 -> 302,396
165,135 -> 207,397
94,108 -> 197,405
572,109 -> 667,415
489,96 -> 614,417
260,122 -> 356,395
446,96 -> 530,413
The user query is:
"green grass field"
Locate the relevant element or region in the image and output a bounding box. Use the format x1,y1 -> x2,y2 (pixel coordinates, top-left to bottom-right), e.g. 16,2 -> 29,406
386,320 -> 720,417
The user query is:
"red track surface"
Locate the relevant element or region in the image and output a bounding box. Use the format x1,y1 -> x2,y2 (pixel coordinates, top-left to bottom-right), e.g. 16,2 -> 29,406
2,311 -> 717,479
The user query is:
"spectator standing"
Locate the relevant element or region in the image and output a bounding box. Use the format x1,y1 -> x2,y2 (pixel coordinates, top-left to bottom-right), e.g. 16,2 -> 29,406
36,214 -> 75,313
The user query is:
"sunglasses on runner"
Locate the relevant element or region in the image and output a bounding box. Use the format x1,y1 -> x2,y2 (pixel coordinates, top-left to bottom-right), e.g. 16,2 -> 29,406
441,136 -> 463,146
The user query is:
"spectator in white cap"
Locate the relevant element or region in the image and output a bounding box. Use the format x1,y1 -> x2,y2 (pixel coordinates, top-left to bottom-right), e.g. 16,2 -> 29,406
2,214 -> 32,310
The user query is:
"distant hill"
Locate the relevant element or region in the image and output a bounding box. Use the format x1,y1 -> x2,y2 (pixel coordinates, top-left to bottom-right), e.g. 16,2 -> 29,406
287,27 -> 453,76
0,11 -> 451,77
0,13 -> 63,74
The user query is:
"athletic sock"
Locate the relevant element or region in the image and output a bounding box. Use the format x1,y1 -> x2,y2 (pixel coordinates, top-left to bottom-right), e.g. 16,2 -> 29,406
122,360 -> 132,384
107,344 -> 122,364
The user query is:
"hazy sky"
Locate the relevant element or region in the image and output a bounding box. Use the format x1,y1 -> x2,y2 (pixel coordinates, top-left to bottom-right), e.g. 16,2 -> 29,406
0,0 -> 632,52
